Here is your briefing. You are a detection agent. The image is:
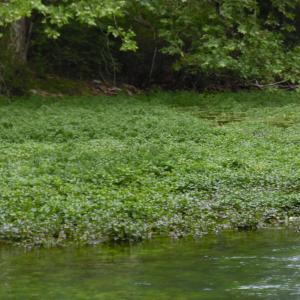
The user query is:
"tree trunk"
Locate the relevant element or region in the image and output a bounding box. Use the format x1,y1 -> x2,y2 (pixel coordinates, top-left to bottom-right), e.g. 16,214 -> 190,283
10,18 -> 33,64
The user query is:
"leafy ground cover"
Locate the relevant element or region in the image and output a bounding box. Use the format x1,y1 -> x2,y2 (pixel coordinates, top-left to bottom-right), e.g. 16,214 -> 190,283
1,91 -> 300,247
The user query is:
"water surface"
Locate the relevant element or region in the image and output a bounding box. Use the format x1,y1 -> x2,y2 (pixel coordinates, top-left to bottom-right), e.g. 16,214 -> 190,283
1,230 -> 300,299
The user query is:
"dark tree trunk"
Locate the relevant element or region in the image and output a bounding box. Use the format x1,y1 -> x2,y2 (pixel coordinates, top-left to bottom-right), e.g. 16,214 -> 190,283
10,18 -> 33,64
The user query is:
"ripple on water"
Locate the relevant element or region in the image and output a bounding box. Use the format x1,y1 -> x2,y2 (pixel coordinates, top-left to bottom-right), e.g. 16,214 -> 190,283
1,230 -> 300,299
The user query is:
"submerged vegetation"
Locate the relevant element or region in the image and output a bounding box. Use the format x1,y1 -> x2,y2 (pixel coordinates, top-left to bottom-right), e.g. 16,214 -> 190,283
1,91 -> 300,247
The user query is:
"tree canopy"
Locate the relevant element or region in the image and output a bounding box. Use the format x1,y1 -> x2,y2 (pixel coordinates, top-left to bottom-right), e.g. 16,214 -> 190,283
1,0 -> 300,92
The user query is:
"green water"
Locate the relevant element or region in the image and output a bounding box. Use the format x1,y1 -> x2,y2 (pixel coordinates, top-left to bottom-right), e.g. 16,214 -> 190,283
1,230 -> 300,300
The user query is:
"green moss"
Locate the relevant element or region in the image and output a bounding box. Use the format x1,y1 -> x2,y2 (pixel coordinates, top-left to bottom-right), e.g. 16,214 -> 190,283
31,76 -> 91,96
1,91 -> 300,247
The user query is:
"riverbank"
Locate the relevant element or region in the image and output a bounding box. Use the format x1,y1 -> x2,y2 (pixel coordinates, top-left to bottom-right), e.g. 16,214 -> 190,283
1,91 -> 300,247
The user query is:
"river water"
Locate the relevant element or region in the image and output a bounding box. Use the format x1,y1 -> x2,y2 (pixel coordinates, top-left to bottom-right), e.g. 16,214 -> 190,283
1,230 -> 300,299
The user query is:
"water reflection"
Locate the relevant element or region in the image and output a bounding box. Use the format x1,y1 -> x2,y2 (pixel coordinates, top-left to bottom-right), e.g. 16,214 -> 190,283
1,230 -> 300,299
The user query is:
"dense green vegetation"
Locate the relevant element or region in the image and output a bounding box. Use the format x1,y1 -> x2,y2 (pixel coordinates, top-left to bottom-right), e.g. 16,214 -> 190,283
1,1 -> 300,93
1,91 -> 300,247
